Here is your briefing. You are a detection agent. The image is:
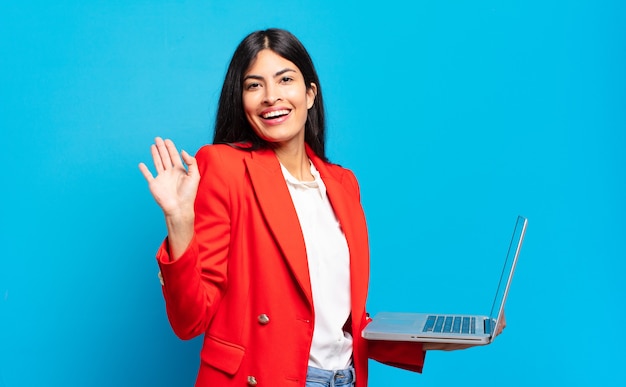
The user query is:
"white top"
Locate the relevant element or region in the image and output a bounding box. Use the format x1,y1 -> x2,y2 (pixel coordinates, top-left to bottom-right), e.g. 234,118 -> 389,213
280,161 -> 353,370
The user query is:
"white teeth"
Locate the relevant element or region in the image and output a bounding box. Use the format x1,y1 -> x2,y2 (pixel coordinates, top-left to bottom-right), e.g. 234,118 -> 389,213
262,109 -> 290,119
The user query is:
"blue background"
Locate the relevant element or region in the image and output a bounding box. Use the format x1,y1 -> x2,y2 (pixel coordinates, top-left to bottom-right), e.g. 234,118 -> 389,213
1,1 -> 624,386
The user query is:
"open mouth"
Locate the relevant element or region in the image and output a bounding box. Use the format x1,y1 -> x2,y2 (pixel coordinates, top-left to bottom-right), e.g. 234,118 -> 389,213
261,109 -> 291,120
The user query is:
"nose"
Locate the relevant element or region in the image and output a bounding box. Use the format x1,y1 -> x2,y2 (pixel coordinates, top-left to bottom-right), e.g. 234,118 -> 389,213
263,84 -> 281,105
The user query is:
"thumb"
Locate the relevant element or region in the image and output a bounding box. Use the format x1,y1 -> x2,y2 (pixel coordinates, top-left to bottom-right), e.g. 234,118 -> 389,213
181,150 -> 199,176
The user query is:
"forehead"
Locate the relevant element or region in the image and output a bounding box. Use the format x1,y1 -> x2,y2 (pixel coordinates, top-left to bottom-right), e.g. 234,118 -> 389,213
245,49 -> 301,75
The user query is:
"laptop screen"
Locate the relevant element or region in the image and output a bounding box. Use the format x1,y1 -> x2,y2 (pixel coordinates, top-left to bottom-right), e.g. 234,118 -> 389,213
487,216 -> 528,336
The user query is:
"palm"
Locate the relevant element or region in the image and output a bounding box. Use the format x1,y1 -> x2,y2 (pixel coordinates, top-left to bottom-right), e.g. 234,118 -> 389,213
139,137 -> 200,217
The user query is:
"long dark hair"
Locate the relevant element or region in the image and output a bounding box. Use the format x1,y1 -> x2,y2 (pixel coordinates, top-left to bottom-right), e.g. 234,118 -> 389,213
213,29 -> 327,161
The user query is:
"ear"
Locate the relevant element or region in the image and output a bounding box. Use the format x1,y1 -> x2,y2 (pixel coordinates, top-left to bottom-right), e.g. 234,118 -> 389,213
306,83 -> 317,110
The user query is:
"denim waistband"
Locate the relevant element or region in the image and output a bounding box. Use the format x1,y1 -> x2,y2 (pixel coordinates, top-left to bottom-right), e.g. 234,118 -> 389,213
306,365 -> 355,386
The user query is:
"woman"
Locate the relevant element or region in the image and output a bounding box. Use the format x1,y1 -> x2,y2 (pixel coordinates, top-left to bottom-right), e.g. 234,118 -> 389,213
139,28 -> 473,387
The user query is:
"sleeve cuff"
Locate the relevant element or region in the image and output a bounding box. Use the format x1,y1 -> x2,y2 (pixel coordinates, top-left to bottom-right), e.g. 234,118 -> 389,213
367,340 -> 426,373
155,235 -> 199,287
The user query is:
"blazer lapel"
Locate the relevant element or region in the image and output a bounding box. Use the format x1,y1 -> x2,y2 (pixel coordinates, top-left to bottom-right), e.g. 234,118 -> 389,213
244,149 -> 313,305
308,148 -> 370,319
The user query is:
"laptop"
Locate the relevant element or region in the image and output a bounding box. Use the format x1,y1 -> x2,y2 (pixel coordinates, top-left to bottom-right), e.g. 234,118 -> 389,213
362,215 -> 528,345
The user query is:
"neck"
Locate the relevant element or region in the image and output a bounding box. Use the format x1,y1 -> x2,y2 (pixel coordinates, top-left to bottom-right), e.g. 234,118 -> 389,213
273,142 -> 314,181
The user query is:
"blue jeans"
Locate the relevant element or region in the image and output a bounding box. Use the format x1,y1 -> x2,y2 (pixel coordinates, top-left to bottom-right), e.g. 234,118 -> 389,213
305,365 -> 355,387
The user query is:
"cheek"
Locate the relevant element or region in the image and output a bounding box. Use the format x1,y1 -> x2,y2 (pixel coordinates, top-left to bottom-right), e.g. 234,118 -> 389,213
242,95 -> 258,117
242,94 -> 251,110
288,87 -> 309,108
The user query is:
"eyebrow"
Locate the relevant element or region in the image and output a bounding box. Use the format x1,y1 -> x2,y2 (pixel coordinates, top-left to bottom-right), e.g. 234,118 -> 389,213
243,68 -> 297,81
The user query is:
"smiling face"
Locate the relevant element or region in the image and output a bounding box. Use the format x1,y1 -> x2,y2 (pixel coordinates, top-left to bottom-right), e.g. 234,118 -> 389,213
242,49 -> 317,150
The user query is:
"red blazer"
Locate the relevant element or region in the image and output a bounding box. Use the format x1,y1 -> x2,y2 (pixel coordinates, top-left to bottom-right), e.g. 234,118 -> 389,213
156,144 -> 425,386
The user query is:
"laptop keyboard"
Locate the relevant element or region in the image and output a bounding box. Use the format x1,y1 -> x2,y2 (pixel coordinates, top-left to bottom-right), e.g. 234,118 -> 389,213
423,315 -> 476,334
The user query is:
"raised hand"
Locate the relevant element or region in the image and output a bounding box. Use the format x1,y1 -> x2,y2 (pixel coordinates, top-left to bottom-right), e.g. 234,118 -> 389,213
139,137 -> 200,259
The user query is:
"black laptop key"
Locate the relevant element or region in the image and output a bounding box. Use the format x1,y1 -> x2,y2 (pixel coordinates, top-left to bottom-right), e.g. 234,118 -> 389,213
462,317 -> 470,334
423,315 -> 436,332
443,316 -> 453,333
424,315 -> 475,334
433,316 -> 445,332
484,318 -> 494,335
452,317 -> 461,333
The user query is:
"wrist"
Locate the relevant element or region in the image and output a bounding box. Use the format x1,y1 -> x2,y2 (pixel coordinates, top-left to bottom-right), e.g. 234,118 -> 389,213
164,213 -> 195,261
164,208 -> 195,226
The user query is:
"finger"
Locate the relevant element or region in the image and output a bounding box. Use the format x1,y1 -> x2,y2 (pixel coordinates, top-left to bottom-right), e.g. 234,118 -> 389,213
155,137 -> 174,170
164,138 -> 183,167
181,150 -> 199,175
150,144 -> 165,173
138,162 -> 155,182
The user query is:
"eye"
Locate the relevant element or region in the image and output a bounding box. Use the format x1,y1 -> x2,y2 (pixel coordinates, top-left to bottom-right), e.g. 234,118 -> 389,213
280,76 -> 294,83
245,82 -> 261,90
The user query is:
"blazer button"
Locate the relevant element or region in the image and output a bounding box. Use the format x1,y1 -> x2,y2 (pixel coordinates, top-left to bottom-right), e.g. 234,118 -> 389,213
247,375 -> 258,385
257,314 -> 270,325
